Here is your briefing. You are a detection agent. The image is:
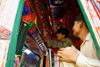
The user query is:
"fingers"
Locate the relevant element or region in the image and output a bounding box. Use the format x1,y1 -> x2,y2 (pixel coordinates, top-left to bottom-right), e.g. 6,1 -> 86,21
57,51 -> 62,56
57,53 -> 64,61
57,48 -> 64,59
59,57 -> 64,61
60,48 -> 65,51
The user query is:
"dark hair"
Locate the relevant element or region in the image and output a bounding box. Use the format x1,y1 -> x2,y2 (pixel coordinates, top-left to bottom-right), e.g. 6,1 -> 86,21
76,13 -> 88,28
56,28 -> 69,37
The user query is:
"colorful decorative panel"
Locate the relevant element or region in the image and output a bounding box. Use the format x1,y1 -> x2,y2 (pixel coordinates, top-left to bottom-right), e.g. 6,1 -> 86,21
22,6 -> 30,16
0,0 -> 20,67
80,0 -> 100,46
0,40 -> 10,67
0,0 -> 19,39
78,0 -> 100,59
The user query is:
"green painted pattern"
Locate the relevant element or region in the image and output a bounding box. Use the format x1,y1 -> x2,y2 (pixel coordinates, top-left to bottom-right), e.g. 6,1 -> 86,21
17,22 -> 29,55
19,50 -> 25,67
49,49 -> 52,67
6,0 -> 25,67
77,0 -> 100,60
37,58 -> 41,67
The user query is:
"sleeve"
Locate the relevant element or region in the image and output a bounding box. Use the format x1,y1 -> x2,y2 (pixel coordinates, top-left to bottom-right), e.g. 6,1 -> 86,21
76,51 -> 100,67
47,39 -> 58,48
67,38 -> 73,46
67,38 -> 77,48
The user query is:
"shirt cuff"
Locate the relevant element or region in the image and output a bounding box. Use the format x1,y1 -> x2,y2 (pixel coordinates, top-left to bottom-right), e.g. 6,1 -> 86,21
76,54 -> 88,66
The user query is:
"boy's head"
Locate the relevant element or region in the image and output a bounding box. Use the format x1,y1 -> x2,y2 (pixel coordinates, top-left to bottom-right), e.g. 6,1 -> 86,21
72,13 -> 88,37
56,28 -> 69,40
75,13 -> 87,28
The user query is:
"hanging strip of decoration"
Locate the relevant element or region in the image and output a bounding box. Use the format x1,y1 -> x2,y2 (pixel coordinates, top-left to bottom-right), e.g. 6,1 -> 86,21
28,22 -> 47,52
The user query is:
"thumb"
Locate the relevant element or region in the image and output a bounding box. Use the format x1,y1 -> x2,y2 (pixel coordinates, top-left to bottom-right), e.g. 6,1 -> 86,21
71,45 -> 76,51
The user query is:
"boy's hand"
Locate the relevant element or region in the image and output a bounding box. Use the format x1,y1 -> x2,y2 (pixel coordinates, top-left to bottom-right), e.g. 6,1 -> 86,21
57,46 -> 79,63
